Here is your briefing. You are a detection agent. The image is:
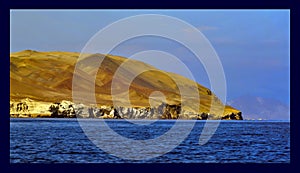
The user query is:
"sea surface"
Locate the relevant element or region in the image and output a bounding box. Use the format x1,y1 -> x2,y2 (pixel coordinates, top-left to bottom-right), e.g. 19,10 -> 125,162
10,118 -> 290,163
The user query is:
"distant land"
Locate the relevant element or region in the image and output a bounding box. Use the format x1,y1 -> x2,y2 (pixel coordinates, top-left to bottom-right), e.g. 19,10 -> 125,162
10,50 -> 242,120
228,96 -> 289,120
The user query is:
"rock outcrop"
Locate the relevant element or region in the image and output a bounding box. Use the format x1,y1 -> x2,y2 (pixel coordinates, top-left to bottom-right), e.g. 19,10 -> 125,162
10,98 -> 52,118
10,99 -> 242,120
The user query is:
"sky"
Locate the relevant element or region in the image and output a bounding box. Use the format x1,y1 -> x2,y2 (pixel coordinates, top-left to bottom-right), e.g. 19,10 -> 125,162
10,10 -> 290,105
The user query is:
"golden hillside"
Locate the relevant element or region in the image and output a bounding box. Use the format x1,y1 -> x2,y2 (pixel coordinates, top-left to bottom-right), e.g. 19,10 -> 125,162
10,50 -> 240,118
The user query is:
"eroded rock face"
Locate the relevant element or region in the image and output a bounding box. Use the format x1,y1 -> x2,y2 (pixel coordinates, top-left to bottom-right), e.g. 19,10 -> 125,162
10,99 -> 243,120
160,103 -> 181,119
10,101 -> 30,118
10,98 -> 52,118
81,103 -> 183,119
221,112 -> 243,120
49,101 -> 76,118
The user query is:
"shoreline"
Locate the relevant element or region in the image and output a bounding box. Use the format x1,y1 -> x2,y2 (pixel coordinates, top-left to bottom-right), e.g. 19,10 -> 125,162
10,98 -> 243,120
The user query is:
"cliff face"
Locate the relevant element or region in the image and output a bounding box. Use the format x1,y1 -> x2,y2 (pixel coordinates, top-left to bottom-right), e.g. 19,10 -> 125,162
10,50 -> 242,120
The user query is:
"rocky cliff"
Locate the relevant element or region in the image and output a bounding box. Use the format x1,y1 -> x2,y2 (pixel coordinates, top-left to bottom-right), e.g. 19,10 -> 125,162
10,50 -> 242,120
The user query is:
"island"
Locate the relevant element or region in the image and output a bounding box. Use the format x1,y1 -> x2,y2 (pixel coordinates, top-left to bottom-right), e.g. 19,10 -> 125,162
10,50 -> 243,120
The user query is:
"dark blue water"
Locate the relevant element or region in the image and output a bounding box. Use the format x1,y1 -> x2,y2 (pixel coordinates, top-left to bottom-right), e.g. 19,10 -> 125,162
10,118 -> 290,163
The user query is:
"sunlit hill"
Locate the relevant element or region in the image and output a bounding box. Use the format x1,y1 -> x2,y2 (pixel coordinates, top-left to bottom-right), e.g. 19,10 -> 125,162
10,50 -> 242,120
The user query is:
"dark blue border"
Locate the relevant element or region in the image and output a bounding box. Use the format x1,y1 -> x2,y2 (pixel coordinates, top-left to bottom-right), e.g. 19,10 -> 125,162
1,0 -> 298,173
4,163 -> 293,173
4,0 -> 295,9
290,5 -> 299,172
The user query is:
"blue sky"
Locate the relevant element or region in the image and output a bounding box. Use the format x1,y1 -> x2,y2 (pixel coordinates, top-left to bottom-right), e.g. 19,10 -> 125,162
10,10 -> 290,105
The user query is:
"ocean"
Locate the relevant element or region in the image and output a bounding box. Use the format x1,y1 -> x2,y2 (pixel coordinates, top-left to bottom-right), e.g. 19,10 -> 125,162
10,118 -> 290,163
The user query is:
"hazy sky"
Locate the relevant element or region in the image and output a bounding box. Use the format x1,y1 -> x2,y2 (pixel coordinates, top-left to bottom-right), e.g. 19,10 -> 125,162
10,10 -> 290,105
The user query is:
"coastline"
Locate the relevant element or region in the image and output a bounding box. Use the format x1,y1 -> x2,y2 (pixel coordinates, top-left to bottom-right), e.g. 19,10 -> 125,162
10,98 -> 243,120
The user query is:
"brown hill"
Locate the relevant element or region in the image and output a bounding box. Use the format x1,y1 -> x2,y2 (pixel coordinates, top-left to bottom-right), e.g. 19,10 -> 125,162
10,50 -> 241,118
